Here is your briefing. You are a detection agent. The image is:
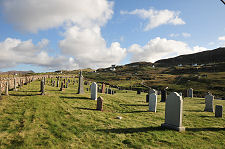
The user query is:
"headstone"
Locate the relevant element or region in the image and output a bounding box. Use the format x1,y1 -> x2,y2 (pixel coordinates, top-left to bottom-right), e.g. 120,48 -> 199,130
187,88 -> 193,98
60,82 -> 64,91
108,88 -> 112,94
146,94 -> 149,102
160,89 -> 167,102
105,88 -> 108,94
215,105 -> 223,118
57,80 -> 59,87
14,78 -> 17,91
96,96 -> 103,111
41,80 -> 45,95
149,93 -> 157,112
5,81 -> 9,96
204,94 -> 214,112
137,90 -> 141,94
91,82 -> 97,100
161,92 -> 185,132
78,71 -> 84,94
101,83 -> 105,93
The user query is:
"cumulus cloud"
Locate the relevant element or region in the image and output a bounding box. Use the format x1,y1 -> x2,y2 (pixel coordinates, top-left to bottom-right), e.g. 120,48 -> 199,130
121,8 -> 185,31
0,38 -> 78,70
128,37 -> 207,63
0,0 -> 127,70
59,26 -> 126,68
1,0 -> 113,33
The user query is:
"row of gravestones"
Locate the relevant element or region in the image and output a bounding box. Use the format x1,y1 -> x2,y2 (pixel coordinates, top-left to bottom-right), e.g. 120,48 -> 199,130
146,90 -> 223,132
0,75 -> 49,97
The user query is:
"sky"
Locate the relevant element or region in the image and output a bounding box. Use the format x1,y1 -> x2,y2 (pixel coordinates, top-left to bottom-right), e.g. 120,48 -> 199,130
0,0 -> 224,72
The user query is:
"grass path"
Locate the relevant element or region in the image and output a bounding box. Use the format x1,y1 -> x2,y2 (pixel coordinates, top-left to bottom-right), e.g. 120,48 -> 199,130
0,79 -> 225,148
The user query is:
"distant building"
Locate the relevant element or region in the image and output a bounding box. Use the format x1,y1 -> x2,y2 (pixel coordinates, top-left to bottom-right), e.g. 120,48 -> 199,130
110,65 -> 116,71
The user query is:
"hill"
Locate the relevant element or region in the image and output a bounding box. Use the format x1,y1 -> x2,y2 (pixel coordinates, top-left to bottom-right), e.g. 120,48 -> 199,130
155,47 -> 225,67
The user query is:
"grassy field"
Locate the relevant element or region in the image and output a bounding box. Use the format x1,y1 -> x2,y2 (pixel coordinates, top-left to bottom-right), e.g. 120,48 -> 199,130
0,79 -> 225,148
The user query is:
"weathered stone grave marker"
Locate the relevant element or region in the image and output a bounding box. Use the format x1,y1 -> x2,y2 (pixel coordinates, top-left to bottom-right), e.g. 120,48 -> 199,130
204,94 -> 214,112
160,88 -> 167,102
78,71 -> 84,94
215,105 -> 223,118
5,81 -> 9,96
187,88 -> 193,98
97,96 -> 103,111
161,92 -> 185,132
149,93 -> 157,112
41,79 -> 45,95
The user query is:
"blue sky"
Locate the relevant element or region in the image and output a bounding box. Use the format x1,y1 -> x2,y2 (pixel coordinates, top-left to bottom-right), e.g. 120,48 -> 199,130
0,0 -> 224,72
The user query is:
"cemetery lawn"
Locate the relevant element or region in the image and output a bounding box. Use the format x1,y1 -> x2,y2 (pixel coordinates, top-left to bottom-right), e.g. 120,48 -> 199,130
0,80 -> 225,149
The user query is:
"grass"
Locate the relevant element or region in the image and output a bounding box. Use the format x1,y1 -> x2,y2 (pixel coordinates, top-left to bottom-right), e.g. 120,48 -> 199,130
0,79 -> 225,148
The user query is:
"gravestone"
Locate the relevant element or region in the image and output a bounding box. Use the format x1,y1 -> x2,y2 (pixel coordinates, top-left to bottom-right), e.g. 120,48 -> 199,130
96,96 -> 103,111
146,94 -> 149,102
108,88 -> 112,94
14,78 -> 17,91
187,88 -> 193,98
101,83 -> 106,93
215,105 -> 223,118
160,89 -> 167,102
5,81 -> 9,96
41,80 -> 45,95
204,94 -> 214,112
105,88 -> 108,94
137,90 -> 141,94
161,92 -> 185,132
60,82 -> 64,91
77,71 -> 84,94
91,82 -> 97,100
57,80 -> 59,87
149,93 -> 157,112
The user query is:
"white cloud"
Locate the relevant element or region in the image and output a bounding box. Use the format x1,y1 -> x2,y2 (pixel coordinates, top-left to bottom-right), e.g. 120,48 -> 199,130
0,38 -> 78,70
169,33 -> 179,37
218,36 -> 225,41
1,0 -> 113,33
182,32 -> 191,38
1,0 -> 126,70
169,32 -> 191,38
218,36 -> 225,47
121,8 -> 185,31
128,37 -> 206,63
59,26 -> 126,68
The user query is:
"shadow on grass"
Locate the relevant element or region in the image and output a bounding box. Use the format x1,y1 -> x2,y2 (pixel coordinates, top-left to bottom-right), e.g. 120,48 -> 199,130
185,110 -> 203,112
120,104 -> 148,106
60,96 -> 91,100
10,94 -> 38,97
200,115 -> 214,118
122,110 -> 149,113
75,107 -> 96,111
17,90 -> 39,93
97,126 -> 165,134
186,127 -> 225,132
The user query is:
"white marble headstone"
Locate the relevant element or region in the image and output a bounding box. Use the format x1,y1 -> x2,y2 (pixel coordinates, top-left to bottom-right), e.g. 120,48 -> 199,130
91,82 -> 97,100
